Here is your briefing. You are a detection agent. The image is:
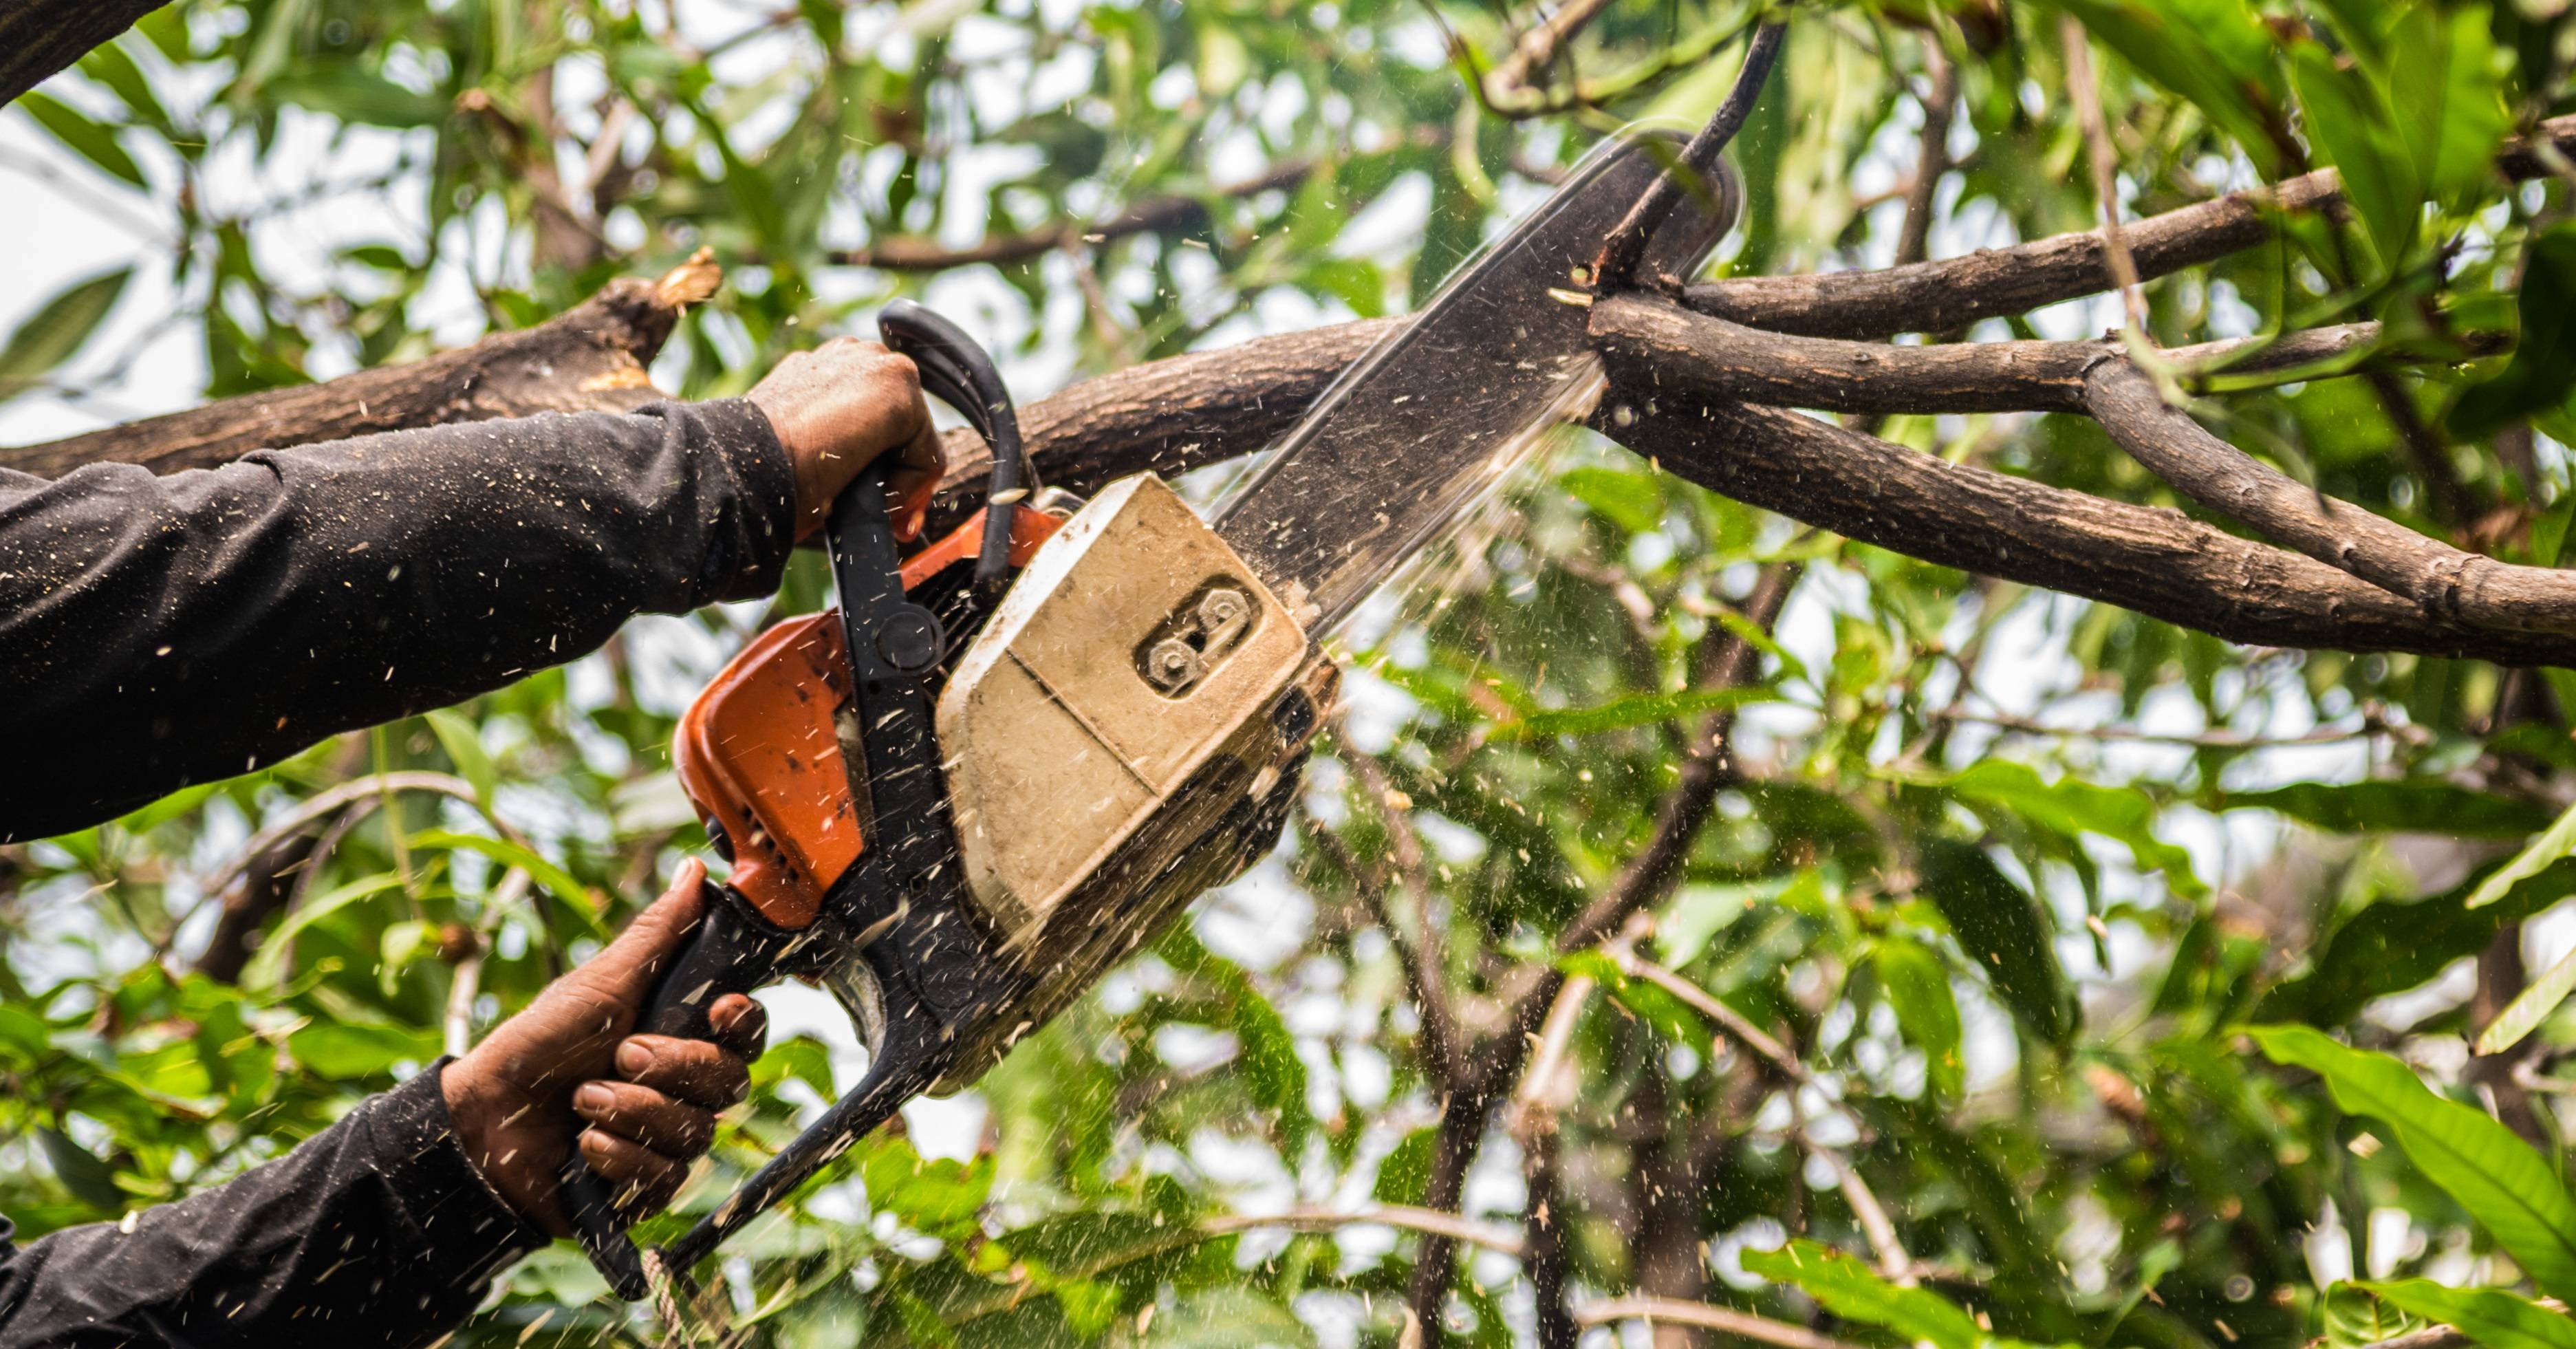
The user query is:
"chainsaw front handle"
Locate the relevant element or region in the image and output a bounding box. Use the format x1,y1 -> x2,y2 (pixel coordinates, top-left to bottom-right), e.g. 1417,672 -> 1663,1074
878,299 -> 1030,585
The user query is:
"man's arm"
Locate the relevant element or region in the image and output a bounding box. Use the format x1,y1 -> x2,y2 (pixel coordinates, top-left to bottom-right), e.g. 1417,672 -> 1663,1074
0,861 -> 766,1349
0,339 -> 941,842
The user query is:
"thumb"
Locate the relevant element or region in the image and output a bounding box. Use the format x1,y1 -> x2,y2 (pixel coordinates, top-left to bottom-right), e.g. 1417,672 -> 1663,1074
567,857 -> 708,1006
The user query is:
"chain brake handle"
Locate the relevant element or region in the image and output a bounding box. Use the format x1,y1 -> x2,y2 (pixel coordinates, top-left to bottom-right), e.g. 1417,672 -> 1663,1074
877,299 -> 1031,585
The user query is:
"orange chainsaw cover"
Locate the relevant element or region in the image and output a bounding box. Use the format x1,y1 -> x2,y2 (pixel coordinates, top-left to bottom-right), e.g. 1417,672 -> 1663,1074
673,612 -> 861,929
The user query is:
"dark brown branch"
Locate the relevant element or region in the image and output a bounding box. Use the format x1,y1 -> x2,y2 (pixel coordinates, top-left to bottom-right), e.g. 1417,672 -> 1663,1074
193,828 -> 318,984
920,319 -> 1392,537
1592,347 -> 2576,666
1405,1087 -> 1491,1343
1681,116 -> 2576,341
1554,565 -> 1786,953
1895,38 -> 1956,273
828,160 -> 1319,272
2083,358 -> 2576,634
1595,21 -> 1786,291
1482,0 -> 1616,114
0,0 -> 160,108
1592,294 -> 2449,416
2,254 -> 722,477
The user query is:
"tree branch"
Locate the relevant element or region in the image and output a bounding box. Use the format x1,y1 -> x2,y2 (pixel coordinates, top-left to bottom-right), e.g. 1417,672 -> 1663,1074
1683,115 -> 2576,341
1591,294 -> 2442,416
0,0 -> 160,107
2083,358 -> 2576,634
1482,0 -> 1618,114
1894,36 -> 1955,275
1590,338 -> 2576,667
2,253 -> 723,477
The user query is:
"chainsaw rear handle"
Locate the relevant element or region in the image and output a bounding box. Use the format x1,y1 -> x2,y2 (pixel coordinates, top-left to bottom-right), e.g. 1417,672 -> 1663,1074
877,299 -> 1028,585
561,878 -> 797,1301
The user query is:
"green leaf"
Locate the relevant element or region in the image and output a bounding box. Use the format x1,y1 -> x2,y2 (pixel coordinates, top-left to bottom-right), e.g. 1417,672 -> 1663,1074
269,67 -> 446,127
2467,797 -> 2576,911
1197,951 -> 1312,1153
17,91 -> 146,188
1917,839 -> 2072,1046
2364,1281 -> 2576,1349
861,1136 -> 995,1240
426,710 -> 497,812
409,830 -> 603,935
2479,940 -> 2576,1055
1143,1286 -> 1314,1349
243,872 -> 407,987
2259,858 -> 2576,1026
1875,938 -> 1963,1099
2456,226 -> 2576,439
1740,1240 -> 1984,1349
78,41 -> 170,132
0,268 -> 132,402
2379,3 -> 2509,215
2252,1025 -> 2576,1304
2291,42 -> 2418,266
2322,1282 -> 2423,1349
2219,781 -> 2555,838
1658,878 -> 1786,968
1560,466 -> 1667,535
1487,687 -> 1775,742
1940,759 -> 2202,896
2052,0 -> 2287,175
36,1128 -> 125,1213
289,1021 -> 442,1077
1372,1127 -> 1435,1207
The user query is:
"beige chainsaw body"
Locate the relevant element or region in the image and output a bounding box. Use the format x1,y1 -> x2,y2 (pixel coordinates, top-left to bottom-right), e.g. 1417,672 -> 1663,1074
932,475 -> 1334,1081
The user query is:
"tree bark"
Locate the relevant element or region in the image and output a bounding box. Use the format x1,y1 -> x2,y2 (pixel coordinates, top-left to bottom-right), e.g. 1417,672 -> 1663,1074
0,0 -> 162,107
0,254 -> 722,478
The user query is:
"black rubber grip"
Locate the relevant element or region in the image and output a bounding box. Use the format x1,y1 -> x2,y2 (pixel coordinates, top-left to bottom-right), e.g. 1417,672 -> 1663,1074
878,299 -> 1028,585
564,883 -> 797,1300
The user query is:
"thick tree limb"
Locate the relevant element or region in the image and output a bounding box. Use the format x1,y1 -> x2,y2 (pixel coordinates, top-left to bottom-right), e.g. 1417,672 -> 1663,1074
919,319 -> 1391,538
1587,359 -> 2576,667
1684,114 -> 2576,341
1592,294 -> 2466,415
1,254 -> 722,478
0,0 -> 160,107
2083,359 -> 2576,634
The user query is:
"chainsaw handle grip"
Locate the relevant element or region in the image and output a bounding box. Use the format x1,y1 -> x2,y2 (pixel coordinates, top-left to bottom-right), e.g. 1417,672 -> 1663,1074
563,881 -> 798,1302
878,299 -> 1026,585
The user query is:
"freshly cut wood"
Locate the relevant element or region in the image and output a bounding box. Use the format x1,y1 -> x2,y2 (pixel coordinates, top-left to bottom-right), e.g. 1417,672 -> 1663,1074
1,252 -> 723,479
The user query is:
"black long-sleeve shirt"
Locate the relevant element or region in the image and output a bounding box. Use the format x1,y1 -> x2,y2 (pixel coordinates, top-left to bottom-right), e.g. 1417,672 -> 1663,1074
0,1066 -> 544,1348
0,400 -> 795,840
0,401 -> 799,1343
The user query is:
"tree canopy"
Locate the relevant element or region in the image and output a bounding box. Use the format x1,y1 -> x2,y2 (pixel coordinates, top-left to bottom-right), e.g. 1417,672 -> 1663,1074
9,1 -> 2576,1348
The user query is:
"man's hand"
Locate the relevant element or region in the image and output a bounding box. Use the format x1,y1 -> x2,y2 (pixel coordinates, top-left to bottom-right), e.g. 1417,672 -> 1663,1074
440,859 -> 770,1235
747,337 -> 949,541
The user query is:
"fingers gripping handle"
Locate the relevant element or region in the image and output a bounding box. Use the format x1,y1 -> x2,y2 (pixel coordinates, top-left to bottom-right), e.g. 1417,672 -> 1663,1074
564,883 -> 797,1302
877,299 -> 1028,585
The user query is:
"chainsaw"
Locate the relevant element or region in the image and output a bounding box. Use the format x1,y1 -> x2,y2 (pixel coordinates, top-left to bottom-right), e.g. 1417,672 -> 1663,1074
560,126 -> 1742,1300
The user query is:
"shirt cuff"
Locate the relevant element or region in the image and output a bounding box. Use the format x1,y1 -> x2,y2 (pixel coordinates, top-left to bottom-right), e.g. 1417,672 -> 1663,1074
657,397 -> 800,605
363,1060 -> 550,1291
